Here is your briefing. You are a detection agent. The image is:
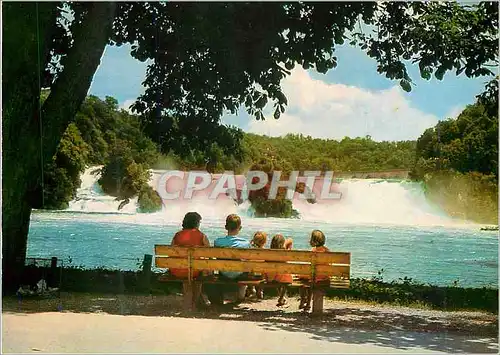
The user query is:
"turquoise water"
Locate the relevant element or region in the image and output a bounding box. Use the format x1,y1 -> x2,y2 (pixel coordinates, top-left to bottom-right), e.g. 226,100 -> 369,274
26,169 -> 498,288
27,212 -> 498,288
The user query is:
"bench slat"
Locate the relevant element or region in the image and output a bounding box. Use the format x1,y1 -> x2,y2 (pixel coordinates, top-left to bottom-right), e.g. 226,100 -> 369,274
155,257 -> 350,278
157,273 -> 350,289
154,245 -> 350,265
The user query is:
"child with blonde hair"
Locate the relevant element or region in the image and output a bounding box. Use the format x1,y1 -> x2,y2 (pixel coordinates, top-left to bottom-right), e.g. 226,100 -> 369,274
267,234 -> 293,307
246,231 -> 267,299
299,229 -> 330,311
250,231 -> 267,248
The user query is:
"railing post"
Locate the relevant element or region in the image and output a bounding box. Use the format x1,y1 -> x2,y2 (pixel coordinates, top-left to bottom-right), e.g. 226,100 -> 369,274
117,270 -> 125,294
141,254 -> 153,292
50,257 -> 58,288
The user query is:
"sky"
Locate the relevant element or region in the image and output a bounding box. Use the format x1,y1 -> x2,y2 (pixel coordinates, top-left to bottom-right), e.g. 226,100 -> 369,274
89,44 -> 489,142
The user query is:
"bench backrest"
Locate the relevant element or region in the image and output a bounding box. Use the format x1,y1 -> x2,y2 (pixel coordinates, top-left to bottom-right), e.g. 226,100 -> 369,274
154,245 -> 350,280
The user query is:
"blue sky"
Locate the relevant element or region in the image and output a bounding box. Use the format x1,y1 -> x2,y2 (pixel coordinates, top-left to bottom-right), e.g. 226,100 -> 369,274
89,44 -> 489,141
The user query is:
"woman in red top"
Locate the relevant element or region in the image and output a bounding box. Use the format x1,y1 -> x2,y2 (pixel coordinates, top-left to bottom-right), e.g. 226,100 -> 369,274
170,212 -> 211,306
170,212 -> 210,278
299,230 -> 330,312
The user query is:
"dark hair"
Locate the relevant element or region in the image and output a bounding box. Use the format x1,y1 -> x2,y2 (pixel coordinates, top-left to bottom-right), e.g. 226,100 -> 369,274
225,214 -> 241,232
182,212 -> 202,229
270,234 -> 286,249
310,229 -> 326,247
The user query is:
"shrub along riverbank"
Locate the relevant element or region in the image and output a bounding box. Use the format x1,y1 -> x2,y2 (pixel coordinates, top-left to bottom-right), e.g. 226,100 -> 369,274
16,265 -> 498,314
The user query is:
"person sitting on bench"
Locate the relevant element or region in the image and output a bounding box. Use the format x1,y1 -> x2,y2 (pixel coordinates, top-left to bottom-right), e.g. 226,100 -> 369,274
212,214 -> 250,302
299,230 -> 330,311
170,212 -> 211,306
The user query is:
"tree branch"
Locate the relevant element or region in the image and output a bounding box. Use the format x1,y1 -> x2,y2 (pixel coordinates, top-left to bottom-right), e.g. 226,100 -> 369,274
41,2 -> 117,163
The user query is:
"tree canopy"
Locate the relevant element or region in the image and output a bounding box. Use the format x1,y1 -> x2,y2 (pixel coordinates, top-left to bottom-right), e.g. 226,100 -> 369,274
410,95 -> 498,224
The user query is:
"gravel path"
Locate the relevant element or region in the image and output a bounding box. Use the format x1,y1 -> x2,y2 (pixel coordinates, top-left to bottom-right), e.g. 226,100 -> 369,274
3,292 -> 498,353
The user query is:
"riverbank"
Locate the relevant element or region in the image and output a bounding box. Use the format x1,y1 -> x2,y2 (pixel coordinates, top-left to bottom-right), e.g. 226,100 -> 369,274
15,265 -> 499,314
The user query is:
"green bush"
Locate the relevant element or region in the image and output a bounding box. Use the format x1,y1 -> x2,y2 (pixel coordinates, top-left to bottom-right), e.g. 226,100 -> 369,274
423,171 -> 498,223
34,123 -> 89,209
327,277 -> 498,314
99,143 -> 151,199
37,95 -> 160,210
138,185 -> 163,213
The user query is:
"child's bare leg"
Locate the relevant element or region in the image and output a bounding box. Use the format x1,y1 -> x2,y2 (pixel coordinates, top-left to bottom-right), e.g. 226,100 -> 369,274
256,286 -> 264,299
304,288 -> 312,310
246,286 -> 256,298
277,286 -> 287,306
299,287 -> 307,308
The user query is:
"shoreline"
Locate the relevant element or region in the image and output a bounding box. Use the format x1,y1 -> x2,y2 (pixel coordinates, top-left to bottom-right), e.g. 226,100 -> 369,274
13,265 -> 499,315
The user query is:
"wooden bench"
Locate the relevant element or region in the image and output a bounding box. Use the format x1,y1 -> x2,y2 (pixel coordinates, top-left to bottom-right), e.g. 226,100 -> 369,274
151,245 -> 351,314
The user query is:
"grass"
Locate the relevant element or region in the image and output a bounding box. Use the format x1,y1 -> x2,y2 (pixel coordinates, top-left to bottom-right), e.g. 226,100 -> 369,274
324,278 -> 498,313
15,265 -> 498,314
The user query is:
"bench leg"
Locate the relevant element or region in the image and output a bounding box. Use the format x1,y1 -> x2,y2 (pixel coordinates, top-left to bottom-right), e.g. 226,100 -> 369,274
182,281 -> 196,311
312,289 -> 324,315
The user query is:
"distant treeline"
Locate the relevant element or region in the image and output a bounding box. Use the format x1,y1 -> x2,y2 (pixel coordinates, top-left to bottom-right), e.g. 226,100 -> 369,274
410,97 -> 498,224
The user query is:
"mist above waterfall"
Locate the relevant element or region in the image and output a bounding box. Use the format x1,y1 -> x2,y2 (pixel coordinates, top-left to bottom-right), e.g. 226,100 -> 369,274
64,167 -> 473,227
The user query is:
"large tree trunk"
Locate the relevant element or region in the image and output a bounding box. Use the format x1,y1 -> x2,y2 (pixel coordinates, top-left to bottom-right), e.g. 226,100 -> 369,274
2,2 -> 58,293
2,2 -> 116,293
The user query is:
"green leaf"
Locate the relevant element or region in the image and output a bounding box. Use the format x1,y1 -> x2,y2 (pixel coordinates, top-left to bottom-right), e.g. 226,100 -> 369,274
399,79 -> 412,92
420,67 -> 431,80
255,95 -> 267,109
274,107 -> 281,119
334,33 -> 344,45
316,61 -> 328,74
435,67 -> 446,81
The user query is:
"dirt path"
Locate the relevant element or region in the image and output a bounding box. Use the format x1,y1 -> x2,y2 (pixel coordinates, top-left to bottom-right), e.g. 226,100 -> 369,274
3,293 -> 498,353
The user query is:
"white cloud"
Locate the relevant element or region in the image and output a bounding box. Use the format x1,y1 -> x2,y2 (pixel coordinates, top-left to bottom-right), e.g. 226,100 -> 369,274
241,68 -> 439,141
444,105 -> 464,120
120,99 -> 136,114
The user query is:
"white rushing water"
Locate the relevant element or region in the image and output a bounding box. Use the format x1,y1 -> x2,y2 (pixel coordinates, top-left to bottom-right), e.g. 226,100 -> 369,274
67,166 -> 139,214
63,166 -> 473,228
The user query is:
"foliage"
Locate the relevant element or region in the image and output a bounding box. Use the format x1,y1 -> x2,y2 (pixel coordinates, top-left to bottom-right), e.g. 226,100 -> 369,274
98,144 -> 152,200
39,96 -> 160,207
412,102 -> 498,178
327,277 -> 498,314
352,2 -> 498,92
33,123 -> 89,209
246,158 -> 299,218
138,185 -> 163,213
242,134 -> 416,174
410,99 -> 498,224
165,134 -> 417,174
423,171 -> 498,224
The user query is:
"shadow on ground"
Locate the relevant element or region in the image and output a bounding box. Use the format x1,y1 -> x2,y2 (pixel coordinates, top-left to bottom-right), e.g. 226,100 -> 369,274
3,292 -> 498,354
